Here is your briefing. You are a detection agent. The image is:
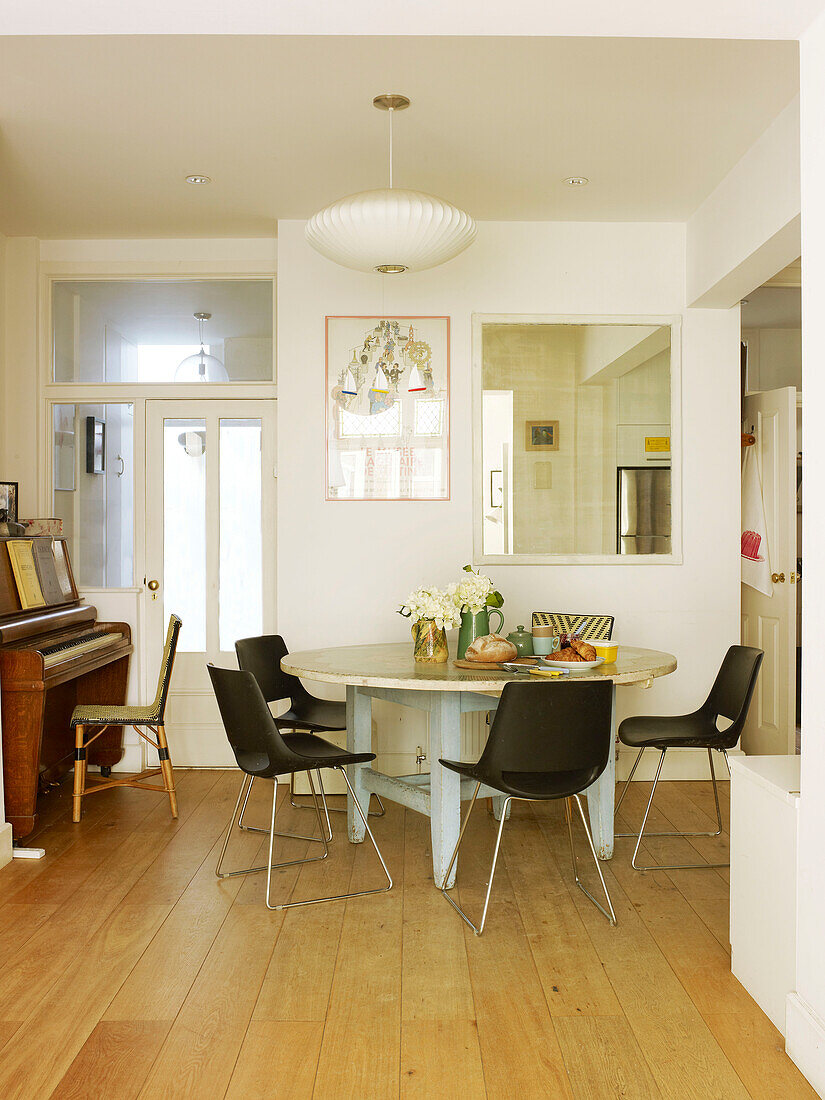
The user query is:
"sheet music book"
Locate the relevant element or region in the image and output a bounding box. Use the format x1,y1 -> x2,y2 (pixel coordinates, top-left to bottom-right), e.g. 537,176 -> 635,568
31,539 -> 65,606
52,541 -> 74,600
6,541 -> 46,609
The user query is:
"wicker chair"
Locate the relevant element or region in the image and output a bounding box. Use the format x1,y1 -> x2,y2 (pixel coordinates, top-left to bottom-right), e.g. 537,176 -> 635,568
70,614 -> 182,823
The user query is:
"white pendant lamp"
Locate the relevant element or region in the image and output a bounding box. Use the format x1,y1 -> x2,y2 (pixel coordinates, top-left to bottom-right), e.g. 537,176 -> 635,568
175,312 -> 228,382
305,94 -> 477,275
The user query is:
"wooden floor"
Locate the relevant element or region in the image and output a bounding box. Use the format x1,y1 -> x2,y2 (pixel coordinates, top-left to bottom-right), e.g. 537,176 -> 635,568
0,769 -> 817,1100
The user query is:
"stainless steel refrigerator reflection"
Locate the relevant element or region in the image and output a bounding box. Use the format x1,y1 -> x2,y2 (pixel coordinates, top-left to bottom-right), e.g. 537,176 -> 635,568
617,467 -> 671,554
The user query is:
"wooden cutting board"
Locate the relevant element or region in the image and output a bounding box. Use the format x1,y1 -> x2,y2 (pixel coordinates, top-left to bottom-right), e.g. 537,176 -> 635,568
453,657 -> 539,671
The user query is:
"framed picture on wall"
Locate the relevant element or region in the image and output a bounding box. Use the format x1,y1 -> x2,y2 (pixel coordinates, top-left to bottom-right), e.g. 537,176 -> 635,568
325,315 -> 450,500
0,481 -> 18,523
525,420 -> 559,451
85,416 -> 105,474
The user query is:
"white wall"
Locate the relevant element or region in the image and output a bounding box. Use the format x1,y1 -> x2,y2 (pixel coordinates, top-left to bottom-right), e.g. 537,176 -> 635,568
1,238 -> 39,515
687,97 -> 801,308
277,220 -> 742,774
787,7 -> 825,1092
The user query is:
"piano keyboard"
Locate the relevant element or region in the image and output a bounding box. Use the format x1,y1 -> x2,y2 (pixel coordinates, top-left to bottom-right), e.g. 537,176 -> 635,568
42,631 -> 123,668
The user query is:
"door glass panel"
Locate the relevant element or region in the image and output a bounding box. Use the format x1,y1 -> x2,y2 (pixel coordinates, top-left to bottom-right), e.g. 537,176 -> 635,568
52,402 -> 134,587
52,279 -> 274,382
219,419 -> 263,651
163,419 -> 206,651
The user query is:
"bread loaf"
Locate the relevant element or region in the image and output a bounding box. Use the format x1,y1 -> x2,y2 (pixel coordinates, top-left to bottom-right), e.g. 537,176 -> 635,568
465,633 -> 518,663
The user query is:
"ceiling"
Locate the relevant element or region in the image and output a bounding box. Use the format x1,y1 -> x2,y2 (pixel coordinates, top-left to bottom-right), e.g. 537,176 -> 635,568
0,36 -> 798,238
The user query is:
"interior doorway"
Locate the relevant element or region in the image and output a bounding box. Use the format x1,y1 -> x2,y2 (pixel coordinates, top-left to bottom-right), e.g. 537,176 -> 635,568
144,399 -> 276,766
740,260 -> 801,755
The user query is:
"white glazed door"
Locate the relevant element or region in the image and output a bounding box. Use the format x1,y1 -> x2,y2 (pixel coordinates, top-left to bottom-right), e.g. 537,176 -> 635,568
741,387 -> 797,755
144,400 -> 276,765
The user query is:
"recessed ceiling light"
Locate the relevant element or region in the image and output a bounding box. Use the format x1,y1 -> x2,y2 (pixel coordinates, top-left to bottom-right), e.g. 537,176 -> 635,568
563,176 -> 589,187
185,174 -> 211,185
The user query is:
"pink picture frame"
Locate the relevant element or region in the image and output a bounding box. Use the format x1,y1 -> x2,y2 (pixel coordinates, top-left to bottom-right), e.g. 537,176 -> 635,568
325,315 -> 451,501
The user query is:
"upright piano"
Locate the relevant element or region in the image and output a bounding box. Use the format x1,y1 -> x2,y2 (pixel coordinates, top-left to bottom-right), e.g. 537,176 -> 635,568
0,536 -> 133,838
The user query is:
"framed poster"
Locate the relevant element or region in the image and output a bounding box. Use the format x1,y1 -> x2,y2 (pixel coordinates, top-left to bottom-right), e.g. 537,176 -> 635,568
326,316 -> 450,500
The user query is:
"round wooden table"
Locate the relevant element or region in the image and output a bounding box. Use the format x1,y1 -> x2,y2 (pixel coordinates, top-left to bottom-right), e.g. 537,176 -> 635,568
283,643 -> 677,888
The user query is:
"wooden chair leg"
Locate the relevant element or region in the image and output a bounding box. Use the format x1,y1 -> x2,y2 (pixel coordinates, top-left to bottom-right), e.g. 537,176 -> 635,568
72,724 -> 86,823
155,724 -> 178,819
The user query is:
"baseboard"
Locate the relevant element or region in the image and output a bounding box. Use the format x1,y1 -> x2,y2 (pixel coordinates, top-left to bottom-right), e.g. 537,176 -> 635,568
0,822 -> 12,871
617,746 -> 740,782
785,992 -> 825,1095
107,744 -> 143,774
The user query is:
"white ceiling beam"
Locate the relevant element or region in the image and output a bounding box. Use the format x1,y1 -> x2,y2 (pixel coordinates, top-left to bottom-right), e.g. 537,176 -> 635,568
2,0 -> 825,39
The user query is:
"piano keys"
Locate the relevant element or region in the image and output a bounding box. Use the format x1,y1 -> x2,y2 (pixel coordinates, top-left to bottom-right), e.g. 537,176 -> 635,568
0,536 -> 133,838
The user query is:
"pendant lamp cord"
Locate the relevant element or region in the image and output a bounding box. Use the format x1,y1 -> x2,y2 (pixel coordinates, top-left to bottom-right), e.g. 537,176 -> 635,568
387,107 -> 393,189
198,314 -> 204,349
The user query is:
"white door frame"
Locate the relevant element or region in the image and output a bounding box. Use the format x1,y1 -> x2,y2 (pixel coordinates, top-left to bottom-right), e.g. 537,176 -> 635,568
143,397 -> 276,767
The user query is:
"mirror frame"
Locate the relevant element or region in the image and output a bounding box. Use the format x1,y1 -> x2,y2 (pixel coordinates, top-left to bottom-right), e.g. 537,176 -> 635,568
472,313 -> 682,566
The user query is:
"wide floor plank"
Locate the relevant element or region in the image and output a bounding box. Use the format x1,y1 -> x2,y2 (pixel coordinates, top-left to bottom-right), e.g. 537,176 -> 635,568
50,1020 -> 170,1100
0,772 -> 814,1100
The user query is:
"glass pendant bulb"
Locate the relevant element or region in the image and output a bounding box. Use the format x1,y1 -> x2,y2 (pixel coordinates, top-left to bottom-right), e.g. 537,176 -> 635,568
175,312 -> 228,382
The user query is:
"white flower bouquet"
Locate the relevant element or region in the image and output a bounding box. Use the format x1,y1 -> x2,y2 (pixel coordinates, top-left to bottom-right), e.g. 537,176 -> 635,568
456,564 -> 504,614
398,584 -> 463,631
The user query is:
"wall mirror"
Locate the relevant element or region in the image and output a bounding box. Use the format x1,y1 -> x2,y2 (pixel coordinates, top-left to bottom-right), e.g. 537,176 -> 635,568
474,315 -> 681,564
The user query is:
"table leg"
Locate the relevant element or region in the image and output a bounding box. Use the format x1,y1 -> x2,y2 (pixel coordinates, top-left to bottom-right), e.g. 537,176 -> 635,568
587,682 -> 616,860
346,685 -> 372,844
491,797 -> 512,821
429,692 -> 461,889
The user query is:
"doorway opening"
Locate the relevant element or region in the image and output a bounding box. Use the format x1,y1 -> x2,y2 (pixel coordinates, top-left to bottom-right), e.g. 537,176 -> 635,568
740,257 -> 801,756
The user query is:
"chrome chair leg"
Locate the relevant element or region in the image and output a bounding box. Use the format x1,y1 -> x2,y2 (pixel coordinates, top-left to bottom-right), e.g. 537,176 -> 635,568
567,795 -> 617,925
289,766 -> 385,818
267,766 -> 393,910
440,782 -> 511,937
616,747 -> 727,842
627,748 -> 730,870
240,772 -> 333,842
216,774 -> 330,881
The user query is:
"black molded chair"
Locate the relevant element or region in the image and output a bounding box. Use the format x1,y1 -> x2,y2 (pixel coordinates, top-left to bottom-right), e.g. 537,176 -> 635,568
235,634 -> 384,828
208,664 -> 392,910
614,644 -> 763,871
438,680 -> 617,936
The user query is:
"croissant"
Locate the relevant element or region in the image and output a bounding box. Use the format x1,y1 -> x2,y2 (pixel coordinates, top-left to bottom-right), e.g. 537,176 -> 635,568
570,638 -> 597,661
553,646 -> 585,662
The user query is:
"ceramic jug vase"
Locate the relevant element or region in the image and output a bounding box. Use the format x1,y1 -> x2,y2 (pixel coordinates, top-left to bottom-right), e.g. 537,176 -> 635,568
457,607 -> 505,660
412,620 -> 449,663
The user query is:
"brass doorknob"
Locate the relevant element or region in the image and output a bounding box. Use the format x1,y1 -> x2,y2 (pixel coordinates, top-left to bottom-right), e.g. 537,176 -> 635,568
771,572 -> 785,584
147,580 -> 159,591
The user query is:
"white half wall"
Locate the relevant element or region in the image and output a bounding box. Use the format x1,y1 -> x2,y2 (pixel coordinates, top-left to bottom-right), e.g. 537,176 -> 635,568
788,7 -> 825,1094
687,97 -> 801,308
276,220 -> 741,758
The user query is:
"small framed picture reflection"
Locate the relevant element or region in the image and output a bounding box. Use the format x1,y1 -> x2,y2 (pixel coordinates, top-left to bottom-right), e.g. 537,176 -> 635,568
525,420 -> 559,451
85,416 -> 105,474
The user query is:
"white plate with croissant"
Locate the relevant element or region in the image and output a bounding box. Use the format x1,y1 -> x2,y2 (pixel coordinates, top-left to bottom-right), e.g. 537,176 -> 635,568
538,637 -> 604,671
539,656 -> 604,672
